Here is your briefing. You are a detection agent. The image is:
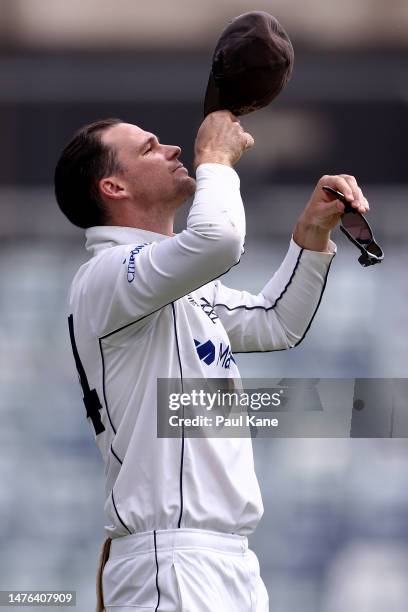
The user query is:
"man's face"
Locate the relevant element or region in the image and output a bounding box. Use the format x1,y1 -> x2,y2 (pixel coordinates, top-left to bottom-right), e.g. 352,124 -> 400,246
101,122 -> 196,209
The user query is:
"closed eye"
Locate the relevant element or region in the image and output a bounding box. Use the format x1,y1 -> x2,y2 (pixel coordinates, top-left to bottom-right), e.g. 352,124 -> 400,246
140,134 -> 159,155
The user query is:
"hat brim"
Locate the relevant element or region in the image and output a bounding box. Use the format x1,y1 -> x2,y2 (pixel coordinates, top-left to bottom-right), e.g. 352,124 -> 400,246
203,71 -> 221,118
204,67 -> 281,118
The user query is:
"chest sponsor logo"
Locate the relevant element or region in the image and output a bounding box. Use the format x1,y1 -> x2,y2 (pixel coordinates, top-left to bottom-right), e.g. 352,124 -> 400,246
187,295 -> 219,324
126,243 -> 150,282
194,338 -> 236,369
199,297 -> 219,324
187,295 -> 200,307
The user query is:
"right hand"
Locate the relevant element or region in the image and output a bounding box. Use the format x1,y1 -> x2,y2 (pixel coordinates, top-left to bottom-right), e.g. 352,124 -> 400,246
194,110 -> 254,169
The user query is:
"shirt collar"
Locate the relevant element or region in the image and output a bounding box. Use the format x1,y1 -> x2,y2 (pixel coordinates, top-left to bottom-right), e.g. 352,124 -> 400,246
85,225 -> 170,257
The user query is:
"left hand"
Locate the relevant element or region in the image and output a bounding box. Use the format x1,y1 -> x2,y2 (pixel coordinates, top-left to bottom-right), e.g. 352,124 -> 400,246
293,174 -> 370,251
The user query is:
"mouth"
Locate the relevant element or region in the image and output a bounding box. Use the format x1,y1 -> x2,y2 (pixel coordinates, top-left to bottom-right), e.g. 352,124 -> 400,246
173,163 -> 187,173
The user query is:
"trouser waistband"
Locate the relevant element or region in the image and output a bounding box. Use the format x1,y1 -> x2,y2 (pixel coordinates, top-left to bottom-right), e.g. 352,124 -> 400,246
109,528 -> 248,558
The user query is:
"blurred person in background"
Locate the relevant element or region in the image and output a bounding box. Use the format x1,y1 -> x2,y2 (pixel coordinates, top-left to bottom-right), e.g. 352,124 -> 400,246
54,110 -> 369,611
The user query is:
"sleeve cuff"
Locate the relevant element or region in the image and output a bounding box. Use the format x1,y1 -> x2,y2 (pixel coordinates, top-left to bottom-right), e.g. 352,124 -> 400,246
195,162 -> 240,187
290,236 -> 337,256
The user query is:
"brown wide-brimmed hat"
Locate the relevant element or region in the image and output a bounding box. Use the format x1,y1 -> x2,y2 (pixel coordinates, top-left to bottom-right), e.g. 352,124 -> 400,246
204,11 -> 294,117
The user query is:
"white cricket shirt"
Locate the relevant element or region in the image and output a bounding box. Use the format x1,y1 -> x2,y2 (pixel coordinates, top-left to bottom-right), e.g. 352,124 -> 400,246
68,163 -> 336,538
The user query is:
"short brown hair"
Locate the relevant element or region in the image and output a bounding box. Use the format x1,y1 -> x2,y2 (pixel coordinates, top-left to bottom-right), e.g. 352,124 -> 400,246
54,118 -> 122,228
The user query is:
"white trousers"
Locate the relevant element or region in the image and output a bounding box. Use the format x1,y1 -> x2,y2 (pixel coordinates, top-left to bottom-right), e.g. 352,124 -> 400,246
102,528 -> 269,611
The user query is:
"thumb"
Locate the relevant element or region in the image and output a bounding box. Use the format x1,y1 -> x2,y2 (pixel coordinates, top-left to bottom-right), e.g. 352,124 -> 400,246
243,132 -> 255,149
334,199 -> 345,213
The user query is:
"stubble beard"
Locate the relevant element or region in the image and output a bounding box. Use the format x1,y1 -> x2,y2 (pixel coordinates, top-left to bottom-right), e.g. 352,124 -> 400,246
173,175 -> 196,207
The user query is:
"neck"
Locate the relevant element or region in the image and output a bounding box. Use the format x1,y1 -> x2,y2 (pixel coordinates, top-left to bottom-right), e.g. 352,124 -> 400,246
107,201 -> 177,237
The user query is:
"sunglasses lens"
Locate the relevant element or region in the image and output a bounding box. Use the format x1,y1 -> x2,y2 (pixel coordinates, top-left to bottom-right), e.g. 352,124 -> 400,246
342,211 -> 372,243
366,242 -> 383,258
339,204 -> 384,266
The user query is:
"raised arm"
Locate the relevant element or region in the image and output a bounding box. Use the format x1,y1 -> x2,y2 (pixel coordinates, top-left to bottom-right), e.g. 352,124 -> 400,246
211,173 -> 369,352
72,112 -> 255,337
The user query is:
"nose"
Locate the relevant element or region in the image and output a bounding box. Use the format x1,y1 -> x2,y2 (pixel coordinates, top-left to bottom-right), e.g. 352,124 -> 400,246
165,144 -> 181,160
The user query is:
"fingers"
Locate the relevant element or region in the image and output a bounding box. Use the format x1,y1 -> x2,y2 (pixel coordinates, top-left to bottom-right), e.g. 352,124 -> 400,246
227,117 -> 255,153
195,110 -> 254,167
319,174 -> 369,214
320,175 -> 354,200
236,121 -> 255,150
207,109 -> 239,124
339,174 -> 369,214
243,132 -> 255,149
209,110 -> 254,148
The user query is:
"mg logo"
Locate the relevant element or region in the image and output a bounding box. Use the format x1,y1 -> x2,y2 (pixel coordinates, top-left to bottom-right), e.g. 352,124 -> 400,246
194,339 -> 236,369
194,339 -> 215,365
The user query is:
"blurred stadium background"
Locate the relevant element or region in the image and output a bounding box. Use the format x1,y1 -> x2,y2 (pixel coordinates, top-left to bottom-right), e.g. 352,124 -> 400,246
0,0 -> 407,610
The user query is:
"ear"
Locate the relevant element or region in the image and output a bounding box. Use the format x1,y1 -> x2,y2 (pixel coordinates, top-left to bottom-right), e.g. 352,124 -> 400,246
99,176 -> 129,201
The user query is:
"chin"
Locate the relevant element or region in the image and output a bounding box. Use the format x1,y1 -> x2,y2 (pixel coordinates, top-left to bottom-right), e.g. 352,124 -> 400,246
178,175 -> 196,200
185,175 -> 197,195
169,174 -> 196,209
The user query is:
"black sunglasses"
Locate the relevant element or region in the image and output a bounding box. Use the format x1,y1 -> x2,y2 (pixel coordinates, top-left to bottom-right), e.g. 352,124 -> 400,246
322,186 -> 384,267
